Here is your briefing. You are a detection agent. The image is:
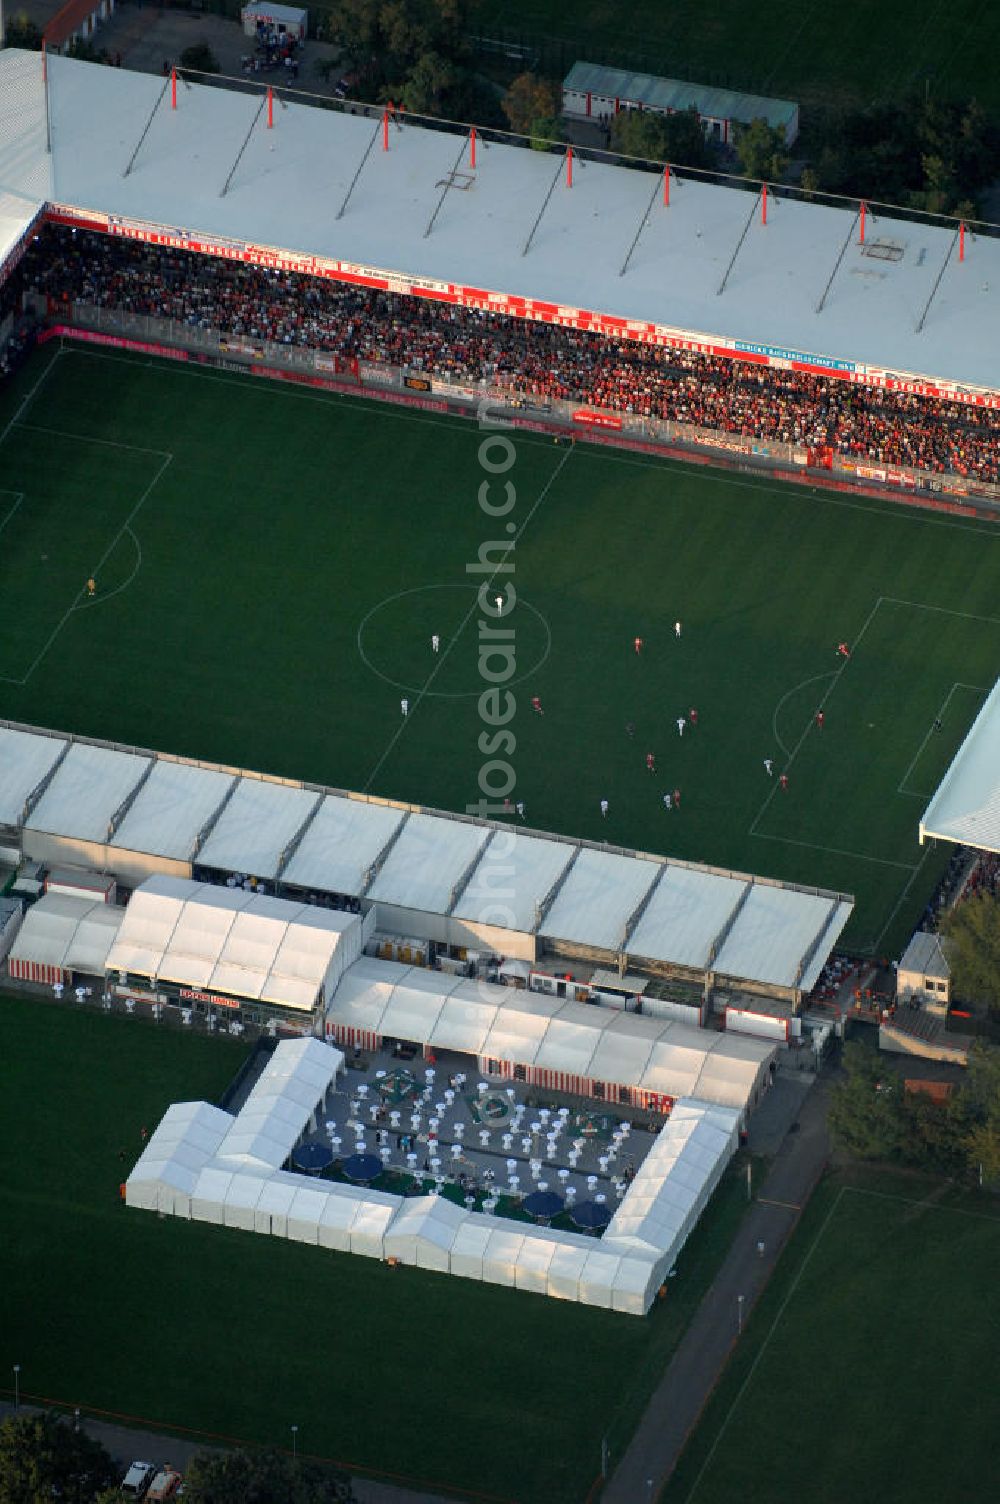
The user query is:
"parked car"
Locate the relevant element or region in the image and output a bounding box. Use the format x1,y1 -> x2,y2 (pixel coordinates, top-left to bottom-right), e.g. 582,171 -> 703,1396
146,1467 -> 184,1501
120,1460 -> 158,1498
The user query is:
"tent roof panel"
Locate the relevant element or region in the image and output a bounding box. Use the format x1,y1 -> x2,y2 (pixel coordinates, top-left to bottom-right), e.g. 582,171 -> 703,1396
196,778 -> 318,878
541,849 -> 659,951
0,727 -> 67,826
9,891 -> 123,971
714,885 -> 841,989
27,741 -> 150,842
368,813 -> 490,914
454,831 -> 576,934
282,795 -> 406,894
112,760 -> 234,861
628,865 -> 747,970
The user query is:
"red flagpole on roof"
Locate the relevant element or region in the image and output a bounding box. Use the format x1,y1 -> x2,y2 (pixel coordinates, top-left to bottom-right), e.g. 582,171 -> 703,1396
566,145 -> 573,188
959,221 -> 965,261
382,109 -> 389,150
171,68 -> 177,110
470,127 -> 476,169
267,86 -> 273,128
860,200 -> 866,243
761,182 -> 767,225
664,164 -> 670,206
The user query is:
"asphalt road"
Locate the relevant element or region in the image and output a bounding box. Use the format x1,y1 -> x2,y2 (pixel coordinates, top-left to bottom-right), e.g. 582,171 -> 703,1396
600,1073 -> 832,1503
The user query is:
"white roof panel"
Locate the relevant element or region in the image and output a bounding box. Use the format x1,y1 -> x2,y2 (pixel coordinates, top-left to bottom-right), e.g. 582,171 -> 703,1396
454,831 -> 576,934
27,741 -> 149,842
429,981 -> 501,1054
9,891 -> 123,972
113,760 -> 234,861
0,727 -> 67,827
0,50 -> 990,393
367,813 -> 489,913
542,848 -> 659,951
196,778 -> 318,878
281,795 -> 405,894
628,865 -> 747,970
920,678 -> 1000,855
714,885 -> 843,990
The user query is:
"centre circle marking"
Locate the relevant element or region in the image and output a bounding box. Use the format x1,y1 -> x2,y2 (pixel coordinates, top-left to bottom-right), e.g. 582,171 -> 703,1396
357,583 -> 552,699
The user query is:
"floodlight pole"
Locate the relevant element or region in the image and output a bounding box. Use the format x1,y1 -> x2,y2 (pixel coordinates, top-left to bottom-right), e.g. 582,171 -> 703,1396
737,1293 -> 744,1334
12,1365 -> 20,1410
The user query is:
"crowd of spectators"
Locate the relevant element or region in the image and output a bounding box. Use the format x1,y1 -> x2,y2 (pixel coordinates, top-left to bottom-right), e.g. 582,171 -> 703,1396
12,225 -> 1000,485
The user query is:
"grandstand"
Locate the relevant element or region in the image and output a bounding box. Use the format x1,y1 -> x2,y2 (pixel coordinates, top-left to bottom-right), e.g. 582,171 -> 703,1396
0,46 -> 998,406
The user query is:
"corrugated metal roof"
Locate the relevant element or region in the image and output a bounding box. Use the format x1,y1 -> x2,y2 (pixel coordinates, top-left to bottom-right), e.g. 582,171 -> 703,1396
899,930 -> 950,978
564,61 -> 798,129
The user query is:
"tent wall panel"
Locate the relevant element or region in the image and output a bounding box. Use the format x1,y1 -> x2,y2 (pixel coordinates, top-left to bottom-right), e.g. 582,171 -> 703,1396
8,957 -> 67,984
371,903 -> 449,946
326,1022 -> 381,1052
447,917 -> 537,961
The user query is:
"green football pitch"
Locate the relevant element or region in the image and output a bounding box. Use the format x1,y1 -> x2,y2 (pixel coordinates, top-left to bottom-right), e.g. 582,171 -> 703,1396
2,341 -> 1000,955
663,1172 -> 1000,1504
0,994 -> 759,1503
474,0 -> 1000,116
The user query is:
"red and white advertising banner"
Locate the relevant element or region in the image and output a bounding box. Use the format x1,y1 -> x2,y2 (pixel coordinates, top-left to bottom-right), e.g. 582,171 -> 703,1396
42,203 -> 1000,407
572,409 -> 623,430
179,986 -> 241,1010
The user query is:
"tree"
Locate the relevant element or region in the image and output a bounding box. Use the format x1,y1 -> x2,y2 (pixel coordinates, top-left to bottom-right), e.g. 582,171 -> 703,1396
941,895 -> 1000,1016
734,116 -> 790,182
179,43 -> 221,76
501,72 -> 560,137
4,14 -> 43,48
827,1041 -> 906,1160
181,1448 -> 355,1503
610,110 -> 671,161
0,1411 -> 117,1504
399,50 -> 455,116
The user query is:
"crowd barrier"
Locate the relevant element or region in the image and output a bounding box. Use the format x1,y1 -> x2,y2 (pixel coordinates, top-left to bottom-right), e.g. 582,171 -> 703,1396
47,305 -> 1000,519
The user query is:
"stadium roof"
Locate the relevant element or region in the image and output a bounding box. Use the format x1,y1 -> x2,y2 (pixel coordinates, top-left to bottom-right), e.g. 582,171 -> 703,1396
281,795 -> 405,894
26,741 -> 150,841
563,62 -> 798,134
196,779 -> 320,878
0,726 -> 66,826
0,720 -> 853,994
920,678 -> 1000,854
0,49 -> 997,393
112,760 -> 236,861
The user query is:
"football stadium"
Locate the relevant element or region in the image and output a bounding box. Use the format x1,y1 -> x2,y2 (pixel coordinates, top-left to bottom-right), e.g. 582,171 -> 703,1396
1,36 -> 1000,1502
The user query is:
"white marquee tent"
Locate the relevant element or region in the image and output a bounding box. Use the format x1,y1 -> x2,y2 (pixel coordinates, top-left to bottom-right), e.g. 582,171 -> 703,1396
215,1036 -> 342,1170
920,678 -> 1000,855
105,874 -> 370,1012
603,1100 -> 740,1273
326,959 -> 774,1114
7,891 -> 123,984
125,1100 -> 234,1216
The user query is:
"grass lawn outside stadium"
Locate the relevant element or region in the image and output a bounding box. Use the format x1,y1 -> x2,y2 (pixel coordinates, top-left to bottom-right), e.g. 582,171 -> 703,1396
663,1169 -> 1000,1504
3,342 -> 1000,956
0,994 -> 762,1503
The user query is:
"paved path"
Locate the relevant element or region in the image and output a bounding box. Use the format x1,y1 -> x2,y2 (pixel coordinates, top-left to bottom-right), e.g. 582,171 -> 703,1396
601,1073 -> 832,1503
0,1402 -> 466,1504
